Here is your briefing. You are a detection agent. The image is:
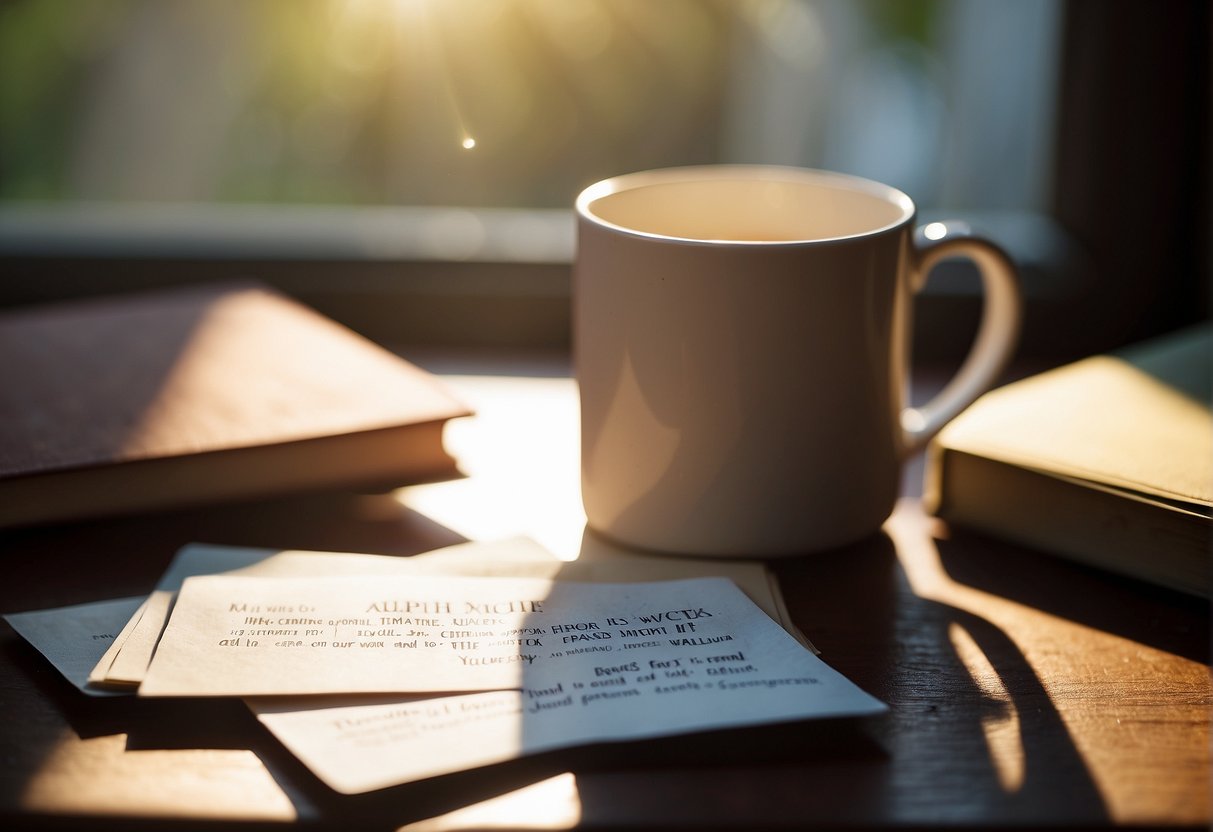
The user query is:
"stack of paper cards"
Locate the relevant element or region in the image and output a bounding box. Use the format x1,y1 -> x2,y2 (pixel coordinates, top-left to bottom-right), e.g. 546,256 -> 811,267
4,539 -> 885,794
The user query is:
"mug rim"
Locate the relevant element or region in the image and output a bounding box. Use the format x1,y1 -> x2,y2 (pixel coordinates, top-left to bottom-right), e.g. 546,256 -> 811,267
575,164 -> 916,247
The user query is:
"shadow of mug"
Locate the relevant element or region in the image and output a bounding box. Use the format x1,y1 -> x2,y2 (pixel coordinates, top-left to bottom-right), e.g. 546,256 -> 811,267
772,523 -> 1107,822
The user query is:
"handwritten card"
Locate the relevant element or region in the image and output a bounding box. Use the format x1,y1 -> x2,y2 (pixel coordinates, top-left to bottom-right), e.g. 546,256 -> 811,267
139,574 -> 837,698
244,577 -> 884,791
6,543 -> 885,794
94,538 -> 807,688
4,597 -> 144,696
253,671 -> 881,794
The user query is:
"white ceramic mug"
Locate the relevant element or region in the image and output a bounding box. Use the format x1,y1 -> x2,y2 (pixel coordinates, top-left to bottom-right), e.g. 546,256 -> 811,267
574,165 -> 1021,556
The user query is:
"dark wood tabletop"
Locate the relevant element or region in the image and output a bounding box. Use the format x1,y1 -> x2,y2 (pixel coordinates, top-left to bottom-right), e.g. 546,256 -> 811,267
1,367 -> 1208,831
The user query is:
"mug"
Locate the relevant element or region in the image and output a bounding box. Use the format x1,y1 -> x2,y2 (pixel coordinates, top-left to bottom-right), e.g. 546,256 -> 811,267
574,165 -> 1020,556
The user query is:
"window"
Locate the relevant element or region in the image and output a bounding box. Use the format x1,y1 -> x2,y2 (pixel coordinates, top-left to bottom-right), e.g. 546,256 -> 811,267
2,0 -> 1060,211
1,0 -> 1207,357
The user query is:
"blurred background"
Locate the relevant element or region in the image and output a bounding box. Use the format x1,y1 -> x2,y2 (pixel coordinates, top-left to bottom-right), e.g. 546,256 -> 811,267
0,0 -> 1208,359
1,0 -> 1058,211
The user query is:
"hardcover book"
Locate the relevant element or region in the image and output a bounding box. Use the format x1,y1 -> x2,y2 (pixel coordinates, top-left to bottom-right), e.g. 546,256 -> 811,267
925,325 -> 1212,597
0,282 -> 471,528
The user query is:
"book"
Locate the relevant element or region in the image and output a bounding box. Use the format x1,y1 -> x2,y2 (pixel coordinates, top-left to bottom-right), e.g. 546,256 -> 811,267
924,325 -> 1212,597
0,282 -> 471,528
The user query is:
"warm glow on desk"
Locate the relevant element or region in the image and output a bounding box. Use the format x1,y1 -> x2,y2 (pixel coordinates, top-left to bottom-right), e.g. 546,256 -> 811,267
22,730 -> 296,820
400,772 -> 582,831
885,501 -> 1211,820
948,622 -> 1024,793
396,374 -> 586,559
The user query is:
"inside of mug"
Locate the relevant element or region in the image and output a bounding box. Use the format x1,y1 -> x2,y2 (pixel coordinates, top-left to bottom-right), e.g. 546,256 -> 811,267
583,171 -> 912,243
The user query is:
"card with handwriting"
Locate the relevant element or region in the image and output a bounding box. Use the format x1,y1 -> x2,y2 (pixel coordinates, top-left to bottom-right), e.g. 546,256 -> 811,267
245,578 -> 884,791
95,538 -> 806,688
140,574 -> 870,702
4,597 -> 144,697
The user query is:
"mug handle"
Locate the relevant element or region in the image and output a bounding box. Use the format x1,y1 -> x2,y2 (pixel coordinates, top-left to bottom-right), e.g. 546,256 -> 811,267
900,220 -> 1023,455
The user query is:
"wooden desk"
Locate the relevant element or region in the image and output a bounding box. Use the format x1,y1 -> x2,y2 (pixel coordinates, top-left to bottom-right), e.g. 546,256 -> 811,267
1,362 -> 1208,830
